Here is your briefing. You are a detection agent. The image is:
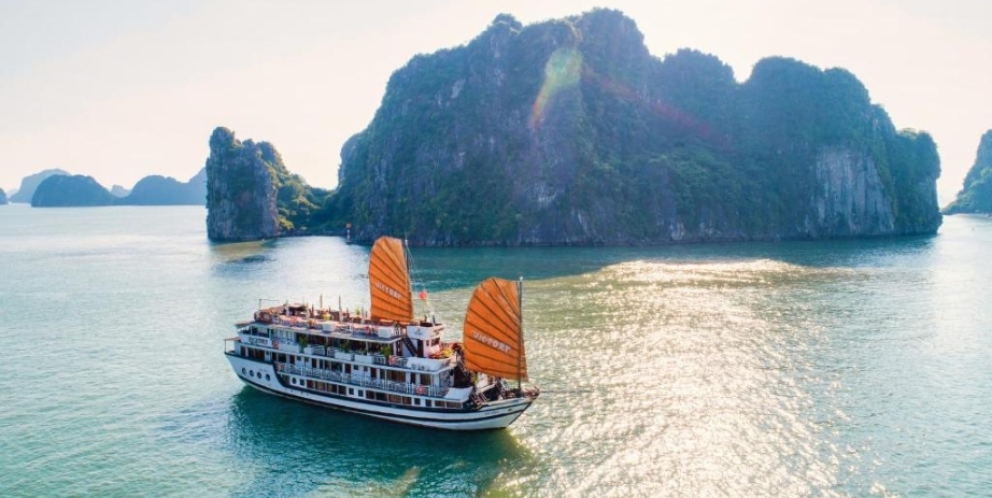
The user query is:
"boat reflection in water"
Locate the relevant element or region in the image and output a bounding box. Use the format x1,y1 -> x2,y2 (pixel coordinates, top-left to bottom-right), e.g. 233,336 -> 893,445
226,388 -> 533,496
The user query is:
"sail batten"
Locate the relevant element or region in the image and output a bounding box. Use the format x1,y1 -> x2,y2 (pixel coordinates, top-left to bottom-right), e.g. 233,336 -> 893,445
368,237 -> 414,323
462,277 -> 527,382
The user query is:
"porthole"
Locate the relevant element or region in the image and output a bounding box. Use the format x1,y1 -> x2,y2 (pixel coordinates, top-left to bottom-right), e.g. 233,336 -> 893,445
249,370 -> 254,377
241,368 -> 246,375
265,374 -> 271,381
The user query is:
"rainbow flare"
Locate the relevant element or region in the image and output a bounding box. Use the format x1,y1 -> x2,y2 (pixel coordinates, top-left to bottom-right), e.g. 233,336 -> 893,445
530,48 -> 583,128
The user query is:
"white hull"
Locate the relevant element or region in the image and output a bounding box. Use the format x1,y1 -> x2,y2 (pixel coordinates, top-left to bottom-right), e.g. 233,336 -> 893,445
227,354 -> 533,431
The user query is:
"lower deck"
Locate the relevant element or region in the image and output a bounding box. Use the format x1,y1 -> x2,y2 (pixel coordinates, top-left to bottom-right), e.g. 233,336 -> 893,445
227,353 -> 533,430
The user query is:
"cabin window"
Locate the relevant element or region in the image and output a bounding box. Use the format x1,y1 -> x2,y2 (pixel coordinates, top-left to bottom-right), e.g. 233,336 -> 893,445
414,398 -> 421,406
348,388 -> 354,395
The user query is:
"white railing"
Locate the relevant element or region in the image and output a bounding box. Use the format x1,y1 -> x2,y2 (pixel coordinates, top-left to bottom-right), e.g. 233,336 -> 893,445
278,363 -> 449,398
275,341 -> 300,353
238,339 -> 452,373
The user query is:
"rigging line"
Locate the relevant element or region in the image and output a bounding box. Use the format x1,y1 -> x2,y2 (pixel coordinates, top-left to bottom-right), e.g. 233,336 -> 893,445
403,239 -> 438,320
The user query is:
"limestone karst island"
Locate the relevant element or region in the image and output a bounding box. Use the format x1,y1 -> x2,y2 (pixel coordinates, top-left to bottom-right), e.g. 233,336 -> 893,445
205,9 -> 942,246
944,130 -> 992,214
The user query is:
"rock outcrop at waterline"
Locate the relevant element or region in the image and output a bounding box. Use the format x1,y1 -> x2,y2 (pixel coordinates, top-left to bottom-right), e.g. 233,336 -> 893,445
206,128 -> 280,242
944,130 -> 992,214
205,127 -> 326,242
326,9 -> 941,245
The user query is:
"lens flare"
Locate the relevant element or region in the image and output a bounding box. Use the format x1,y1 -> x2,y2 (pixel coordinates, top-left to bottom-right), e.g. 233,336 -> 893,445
530,48 -> 583,128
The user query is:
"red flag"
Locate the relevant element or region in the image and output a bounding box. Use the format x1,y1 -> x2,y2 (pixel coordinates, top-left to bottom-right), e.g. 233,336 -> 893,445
418,289 -> 428,301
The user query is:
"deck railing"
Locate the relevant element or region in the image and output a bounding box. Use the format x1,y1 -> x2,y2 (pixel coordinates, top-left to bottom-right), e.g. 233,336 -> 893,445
238,334 -> 450,372
278,363 -> 448,398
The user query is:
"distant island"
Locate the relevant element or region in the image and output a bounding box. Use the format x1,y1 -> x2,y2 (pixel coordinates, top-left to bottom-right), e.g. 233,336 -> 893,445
32,175 -> 117,207
26,169 -> 206,207
10,169 -> 70,203
944,130 -> 992,214
0,187 -> 7,205
110,185 -> 131,198
124,168 -> 206,205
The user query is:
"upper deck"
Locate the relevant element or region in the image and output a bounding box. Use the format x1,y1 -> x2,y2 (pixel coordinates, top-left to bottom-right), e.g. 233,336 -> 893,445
234,304 -> 456,371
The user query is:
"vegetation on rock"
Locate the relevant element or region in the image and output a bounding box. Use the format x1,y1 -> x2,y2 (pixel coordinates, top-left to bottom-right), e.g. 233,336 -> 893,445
944,130 -> 992,214
206,127 -> 328,242
318,9 -> 941,245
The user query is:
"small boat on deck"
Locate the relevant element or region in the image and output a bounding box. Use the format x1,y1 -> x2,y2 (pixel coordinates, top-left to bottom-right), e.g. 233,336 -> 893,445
224,236 -> 539,430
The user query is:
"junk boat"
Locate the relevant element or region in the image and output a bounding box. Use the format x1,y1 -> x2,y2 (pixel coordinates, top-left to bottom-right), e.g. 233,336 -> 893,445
224,236 -> 539,430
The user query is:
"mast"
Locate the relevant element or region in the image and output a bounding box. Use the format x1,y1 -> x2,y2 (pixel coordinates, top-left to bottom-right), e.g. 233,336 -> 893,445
517,276 -> 523,390
404,238 -> 413,302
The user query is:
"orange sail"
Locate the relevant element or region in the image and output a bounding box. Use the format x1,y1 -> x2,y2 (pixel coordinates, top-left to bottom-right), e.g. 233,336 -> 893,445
463,278 -> 527,382
368,237 -> 413,323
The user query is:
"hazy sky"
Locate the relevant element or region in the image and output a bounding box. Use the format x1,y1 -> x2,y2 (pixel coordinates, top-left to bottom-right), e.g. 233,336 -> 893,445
2,0 -> 989,205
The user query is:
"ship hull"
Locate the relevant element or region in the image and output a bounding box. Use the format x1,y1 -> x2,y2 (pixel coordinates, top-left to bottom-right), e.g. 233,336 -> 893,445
226,353 -> 533,431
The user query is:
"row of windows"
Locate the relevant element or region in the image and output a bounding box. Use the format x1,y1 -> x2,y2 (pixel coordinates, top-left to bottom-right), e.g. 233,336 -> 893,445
284,375 -> 463,409
254,347 -> 436,386
242,368 -> 271,382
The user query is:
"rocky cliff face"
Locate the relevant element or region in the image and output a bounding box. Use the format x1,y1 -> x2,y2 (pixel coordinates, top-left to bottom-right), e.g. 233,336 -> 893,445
945,130 -> 992,214
329,9 -> 941,245
805,148 -> 894,236
205,127 -> 327,242
206,127 -> 280,242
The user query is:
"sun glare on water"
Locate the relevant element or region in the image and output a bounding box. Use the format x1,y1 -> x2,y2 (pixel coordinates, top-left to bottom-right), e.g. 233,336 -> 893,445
492,258 -> 862,496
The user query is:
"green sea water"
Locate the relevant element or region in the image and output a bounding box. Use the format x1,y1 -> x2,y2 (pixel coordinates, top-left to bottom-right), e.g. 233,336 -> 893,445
1,204 -> 990,497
